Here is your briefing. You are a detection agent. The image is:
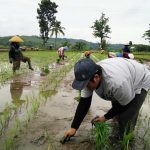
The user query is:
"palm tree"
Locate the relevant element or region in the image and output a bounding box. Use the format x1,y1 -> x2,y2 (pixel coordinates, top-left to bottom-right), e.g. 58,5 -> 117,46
50,20 -> 65,49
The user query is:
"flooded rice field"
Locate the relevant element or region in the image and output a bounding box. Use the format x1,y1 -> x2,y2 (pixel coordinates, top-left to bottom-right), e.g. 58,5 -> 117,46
0,61 -> 70,112
6,69 -> 149,150
0,52 -> 150,150
0,67 -> 46,112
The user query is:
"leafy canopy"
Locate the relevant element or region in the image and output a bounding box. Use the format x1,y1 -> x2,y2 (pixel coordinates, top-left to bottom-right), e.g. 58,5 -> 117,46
91,13 -> 111,49
50,19 -> 65,49
143,24 -> 150,43
37,0 -> 58,45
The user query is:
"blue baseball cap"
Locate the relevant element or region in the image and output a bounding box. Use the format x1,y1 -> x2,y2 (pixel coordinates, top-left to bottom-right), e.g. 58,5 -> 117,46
72,58 -> 98,90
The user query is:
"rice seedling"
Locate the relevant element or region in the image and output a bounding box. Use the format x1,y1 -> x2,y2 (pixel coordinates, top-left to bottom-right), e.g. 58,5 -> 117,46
38,53 -> 80,101
5,136 -> 15,150
15,118 -> 21,131
0,109 -> 11,136
41,64 -> 50,74
30,98 -> 40,115
44,128 -> 56,150
4,118 -> 21,150
91,122 -> 111,150
26,110 -> 32,124
120,129 -> 134,150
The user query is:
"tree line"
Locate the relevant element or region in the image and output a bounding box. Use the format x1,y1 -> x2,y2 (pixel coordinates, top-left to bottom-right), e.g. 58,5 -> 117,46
37,0 -> 150,51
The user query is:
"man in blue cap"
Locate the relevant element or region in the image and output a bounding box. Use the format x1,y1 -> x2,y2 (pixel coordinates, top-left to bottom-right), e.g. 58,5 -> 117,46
64,58 -> 150,140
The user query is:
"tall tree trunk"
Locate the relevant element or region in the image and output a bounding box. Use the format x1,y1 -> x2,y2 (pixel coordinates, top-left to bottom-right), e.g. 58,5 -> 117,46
55,34 -> 57,50
100,37 -> 103,50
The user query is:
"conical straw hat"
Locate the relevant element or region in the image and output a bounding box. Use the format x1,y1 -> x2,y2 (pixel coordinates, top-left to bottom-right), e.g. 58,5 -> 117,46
9,35 -> 24,42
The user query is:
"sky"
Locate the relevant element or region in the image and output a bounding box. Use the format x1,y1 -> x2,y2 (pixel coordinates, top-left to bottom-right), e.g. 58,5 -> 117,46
0,0 -> 149,44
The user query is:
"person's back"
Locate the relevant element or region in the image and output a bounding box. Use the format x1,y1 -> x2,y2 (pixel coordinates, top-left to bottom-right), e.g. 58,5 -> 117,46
9,42 -> 22,60
80,57 -> 150,105
98,58 -> 150,103
122,43 -> 130,59
58,47 -> 65,60
123,45 -> 130,53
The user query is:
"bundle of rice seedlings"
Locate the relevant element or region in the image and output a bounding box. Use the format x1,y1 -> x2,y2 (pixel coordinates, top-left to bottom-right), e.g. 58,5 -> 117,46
120,130 -> 134,150
92,122 -> 111,150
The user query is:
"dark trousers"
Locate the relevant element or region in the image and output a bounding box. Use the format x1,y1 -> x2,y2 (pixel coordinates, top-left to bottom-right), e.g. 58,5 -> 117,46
112,89 -> 147,138
12,56 -> 32,72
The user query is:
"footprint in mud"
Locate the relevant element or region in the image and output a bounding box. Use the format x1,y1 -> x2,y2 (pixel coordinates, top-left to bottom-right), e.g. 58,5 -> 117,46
30,134 -> 47,145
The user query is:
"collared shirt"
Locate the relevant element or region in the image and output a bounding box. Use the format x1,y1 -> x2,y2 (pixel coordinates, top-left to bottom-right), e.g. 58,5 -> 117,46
81,58 -> 150,105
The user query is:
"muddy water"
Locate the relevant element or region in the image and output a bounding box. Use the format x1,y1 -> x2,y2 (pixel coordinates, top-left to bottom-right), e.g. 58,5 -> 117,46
141,94 -> 150,116
0,69 -> 47,112
12,67 -> 150,150
0,61 -> 150,150
14,70 -> 97,150
0,62 -> 63,112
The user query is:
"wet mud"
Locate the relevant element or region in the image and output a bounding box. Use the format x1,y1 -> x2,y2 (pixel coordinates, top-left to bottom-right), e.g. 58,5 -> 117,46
0,61 -> 150,150
13,65 -> 150,150
11,70 -> 110,150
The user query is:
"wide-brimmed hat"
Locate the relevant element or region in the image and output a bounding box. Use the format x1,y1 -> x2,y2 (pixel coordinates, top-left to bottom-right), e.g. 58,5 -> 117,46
72,58 -> 98,90
9,35 -> 24,42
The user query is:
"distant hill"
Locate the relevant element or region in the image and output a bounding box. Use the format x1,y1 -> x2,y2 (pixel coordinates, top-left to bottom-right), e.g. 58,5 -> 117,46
0,35 -> 124,50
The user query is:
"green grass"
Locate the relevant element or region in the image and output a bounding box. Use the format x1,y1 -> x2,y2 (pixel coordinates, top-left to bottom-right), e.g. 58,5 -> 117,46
0,51 -> 79,84
120,129 -> 134,150
91,122 -> 111,150
134,52 -> 150,61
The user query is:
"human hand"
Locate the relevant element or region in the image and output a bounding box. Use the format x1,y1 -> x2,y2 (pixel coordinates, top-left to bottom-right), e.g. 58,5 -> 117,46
64,128 -> 76,137
91,116 -> 107,125
9,58 -> 13,63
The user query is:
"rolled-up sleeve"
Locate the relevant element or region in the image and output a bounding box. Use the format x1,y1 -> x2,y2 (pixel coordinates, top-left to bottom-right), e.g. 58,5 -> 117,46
81,87 -> 93,98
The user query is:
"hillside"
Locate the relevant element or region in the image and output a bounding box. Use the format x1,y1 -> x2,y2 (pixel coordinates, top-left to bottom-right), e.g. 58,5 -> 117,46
0,36 -> 123,50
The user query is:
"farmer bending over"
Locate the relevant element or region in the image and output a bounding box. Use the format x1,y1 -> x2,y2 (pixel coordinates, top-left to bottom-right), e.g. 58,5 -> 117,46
64,58 -> 150,140
57,46 -> 68,61
84,51 -> 92,58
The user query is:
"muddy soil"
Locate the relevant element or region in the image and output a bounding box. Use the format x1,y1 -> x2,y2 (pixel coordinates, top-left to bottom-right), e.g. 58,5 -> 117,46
11,69 -> 111,150
0,60 -> 150,150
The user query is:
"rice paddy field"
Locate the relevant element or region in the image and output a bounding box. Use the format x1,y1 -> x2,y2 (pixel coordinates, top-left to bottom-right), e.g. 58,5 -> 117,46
0,50 -> 149,150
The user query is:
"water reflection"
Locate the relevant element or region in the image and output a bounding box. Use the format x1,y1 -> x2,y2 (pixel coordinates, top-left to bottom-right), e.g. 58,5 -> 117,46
10,78 -> 31,107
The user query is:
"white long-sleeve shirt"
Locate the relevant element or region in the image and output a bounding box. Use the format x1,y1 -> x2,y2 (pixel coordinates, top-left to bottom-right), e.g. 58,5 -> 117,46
81,58 -> 150,105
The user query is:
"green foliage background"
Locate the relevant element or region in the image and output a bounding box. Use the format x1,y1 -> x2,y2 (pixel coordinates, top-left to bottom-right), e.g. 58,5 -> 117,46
0,36 -> 150,51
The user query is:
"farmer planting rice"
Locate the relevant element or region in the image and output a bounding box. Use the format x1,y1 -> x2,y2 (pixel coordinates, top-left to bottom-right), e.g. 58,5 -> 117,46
57,46 -> 68,61
108,41 -> 134,59
64,58 -> 150,141
9,35 -> 34,73
84,51 -> 92,58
